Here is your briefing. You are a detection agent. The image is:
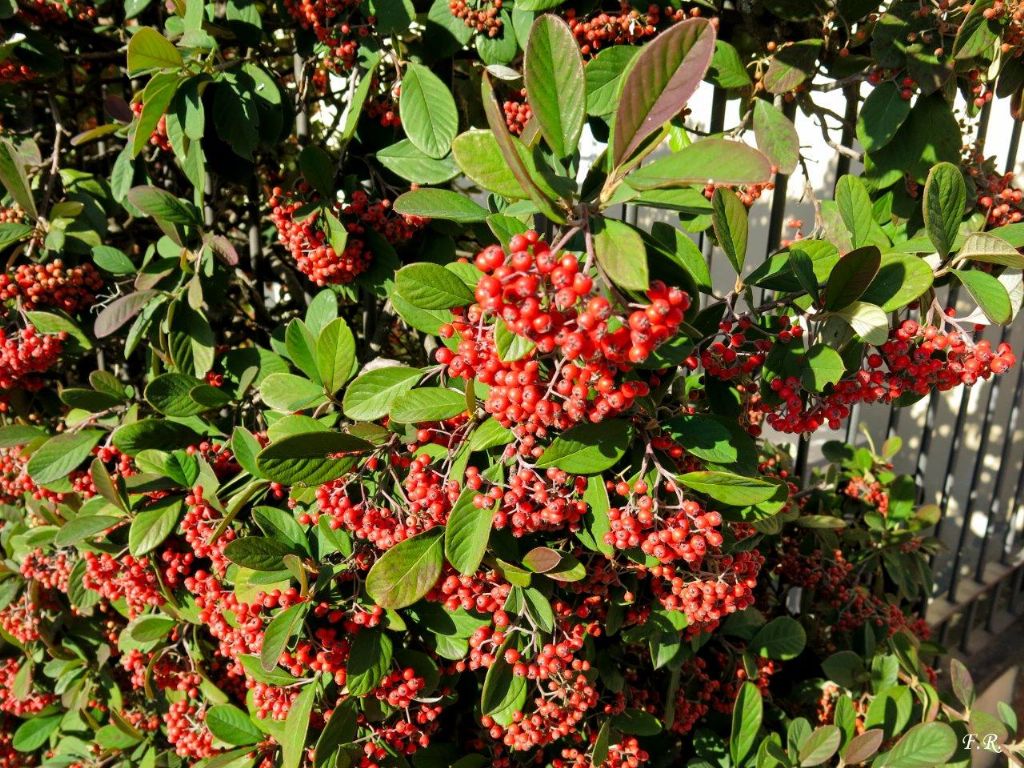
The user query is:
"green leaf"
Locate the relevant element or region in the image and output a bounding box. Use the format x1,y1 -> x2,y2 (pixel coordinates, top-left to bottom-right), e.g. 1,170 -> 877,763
395,262 -> 475,309
259,372 -> 326,412
956,231 -> 1024,268
126,27 -> 183,75
255,432 -> 372,486
390,387 -> 467,423
343,366 -> 422,421
298,145 -> 334,198
393,189 -> 489,222
376,140 -> 459,185
923,162 -> 966,258
12,714 -> 61,752
128,613 -> 176,642
626,138 -> 773,190
495,320 -> 536,362
799,725 -> 841,767
801,344 -> 845,393
399,63 -> 459,159
224,537 -> 294,571
54,515 -> 120,547
94,290 -> 159,338
133,73 -> 179,157
763,40 -> 820,94
833,301 -> 889,345
953,0 -> 1000,59
206,704 -> 263,746
316,317 -> 356,394
314,700 -> 358,768
126,185 -> 196,225
346,628 -> 393,695
953,268 -> 1012,323
111,419 -> 199,456
861,252 -> 934,311
128,499 -> 181,556
479,73 -> 566,223
613,17 -> 716,166
586,46 -> 639,116
577,475 -> 613,556
612,710 -> 663,736
535,419 -> 632,473
664,414 -> 752,466
0,139 -> 36,219
445,491 -> 495,575
468,418 -> 514,451
260,602 -> 308,673
823,245 -> 881,310
842,729 -> 884,764
0,223 -> 34,250
678,471 -> 782,506
281,682 -> 316,768
145,372 -> 211,416
27,430 -> 103,485
878,722 -> 957,768
856,82 -> 910,153
524,14 -> 585,158
835,176 -> 883,250
592,218 -> 649,291
865,95 -> 961,185
709,39 -> 753,88
752,99 -> 800,175
481,637 -> 527,725
365,528 -> 444,609
750,616 -> 806,660
452,130 -> 526,199
712,188 -> 748,274
730,681 -> 763,765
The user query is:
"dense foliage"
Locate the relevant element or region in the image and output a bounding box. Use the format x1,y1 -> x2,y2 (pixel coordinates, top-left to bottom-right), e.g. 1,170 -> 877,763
2,0 -> 1024,766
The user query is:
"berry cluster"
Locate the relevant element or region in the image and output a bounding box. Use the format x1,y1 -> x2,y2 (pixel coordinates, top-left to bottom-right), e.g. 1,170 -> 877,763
502,89 -> 532,136
130,101 -> 172,152
17,0 -> 95,24
762,319 -> 1016,433
437,233 -> 686,449
0,260 -> 103,313
449,0 -> 503,36
563,4 -> 688,57
0,326 -> 66,406
0,659 -> 54,716
963,144 -> 1024,227
82,553 -> 164,618
269,186 -> 424,285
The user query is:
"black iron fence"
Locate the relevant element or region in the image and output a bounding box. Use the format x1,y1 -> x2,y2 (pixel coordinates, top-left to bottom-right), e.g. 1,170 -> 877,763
622,85 -> 1024,658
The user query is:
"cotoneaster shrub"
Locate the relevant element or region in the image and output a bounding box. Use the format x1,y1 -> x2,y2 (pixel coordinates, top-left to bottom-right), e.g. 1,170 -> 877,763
1,0 -> 1024,767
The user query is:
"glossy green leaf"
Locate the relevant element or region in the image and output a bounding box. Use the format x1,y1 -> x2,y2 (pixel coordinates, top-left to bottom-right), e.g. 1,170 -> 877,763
613,17 -> 717,166
343,366 -> 422,421
752,99 -> 799,175
445,491 -> 495,575
399,63 -> 459,159
712,188 -> 748,274
365,528 -> 444,609
535,419 -> 632,473
523,14 -> 585,158
923,162 -> 966,258
626,138 -> 773,190
592,218 -> 649,291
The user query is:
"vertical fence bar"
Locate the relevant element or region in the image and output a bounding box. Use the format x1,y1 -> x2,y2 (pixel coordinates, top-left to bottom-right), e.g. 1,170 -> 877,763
948,327 -> 1008,600
932,384 -> 972,544
885,404 -> 900,440
834,86 -> 860,181
764,100 -> 797,257
700,88 -> 728,276
975,326 -> 1020,581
